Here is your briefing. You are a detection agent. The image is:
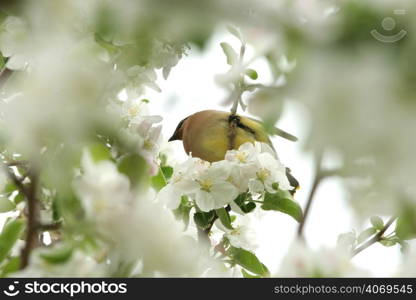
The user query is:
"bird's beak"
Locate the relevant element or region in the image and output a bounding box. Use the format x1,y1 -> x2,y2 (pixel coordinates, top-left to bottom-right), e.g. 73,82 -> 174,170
168,133 -> 179,142
168,117 -> 188,142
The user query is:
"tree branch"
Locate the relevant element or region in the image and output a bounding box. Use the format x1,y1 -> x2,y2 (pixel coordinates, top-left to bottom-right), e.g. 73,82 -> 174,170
230,42 -> 246,116
351,217 -> 396,257
20,170 -> 40,269
4,164 -> 40,269
196,206 -> 231,244
230,89 -> 241,116
297,152 -> 324,239
5,167 -> 27,197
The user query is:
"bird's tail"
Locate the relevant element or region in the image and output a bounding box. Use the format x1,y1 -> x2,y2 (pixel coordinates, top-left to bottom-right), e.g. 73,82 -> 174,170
286,168 -> 300,195
272,127 -> 298,142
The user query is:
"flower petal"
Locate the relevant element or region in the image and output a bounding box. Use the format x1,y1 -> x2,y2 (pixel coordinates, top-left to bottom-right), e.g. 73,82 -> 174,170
195,190 -> 215,212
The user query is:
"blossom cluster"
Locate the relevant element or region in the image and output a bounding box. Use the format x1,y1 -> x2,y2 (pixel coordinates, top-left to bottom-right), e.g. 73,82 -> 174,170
158,142 -> 291,212
108,97 -> 164,175
68,149 -> 222,277
277,241 -> 368,277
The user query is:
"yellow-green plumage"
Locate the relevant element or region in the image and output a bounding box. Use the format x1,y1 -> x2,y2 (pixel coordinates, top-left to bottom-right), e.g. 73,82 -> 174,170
169,110 -> 287,162
168,109 -> 300,192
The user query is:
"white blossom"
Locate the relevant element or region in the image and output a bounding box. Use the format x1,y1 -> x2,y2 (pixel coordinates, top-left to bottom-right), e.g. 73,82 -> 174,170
0,167 -> 7,193
0,16 -> 29,70
160,158 -> 238,212
277,241 -> 368,277
215,215 -> 258,251
248,152 -> 291,195
149,40 -> 185,77
72,149 -> 219,277
109,97 -> 164,175
225,142 -> 283,194
13,250 -> 106,278
99,194 -> 219,277
125,66 -> 161,98
395,248 -> 416,277
124,100 -> 164,174
192,162 -> 239,212
225,141 -> 261,164
159,142 -> 291,211
121,98 -> 162,124
74,150 -> 133,223
158,157 -> 209,209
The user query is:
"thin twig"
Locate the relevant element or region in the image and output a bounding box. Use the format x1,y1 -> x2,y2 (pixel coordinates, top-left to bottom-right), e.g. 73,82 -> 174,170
196,206 -> 231,244
4,163 -> 40,269
20,170 -> 40,269
230,89 -> 241,116
297,152 -> 324,239
5,167 -> 28,199
351,217 -> 397,257
230,42 -> 246,116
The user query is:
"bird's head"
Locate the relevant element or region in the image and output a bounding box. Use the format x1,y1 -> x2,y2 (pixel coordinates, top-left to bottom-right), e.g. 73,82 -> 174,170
168,116 -> 189,142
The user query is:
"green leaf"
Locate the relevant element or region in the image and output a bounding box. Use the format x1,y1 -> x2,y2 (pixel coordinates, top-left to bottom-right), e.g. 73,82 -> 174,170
0,11 -> 8,24
194,211 -> 215,230
261,191 -> 303,222
54,190 -> 83,224
0,219 -> 24,263
151,168 -> 168,191
40,244 -> 73,264
1,257 -> 20,277
337,231 -> 356,248
226,24 -> 242,41
357,227 -> 376,244
244,69 -> 258,80
52,198 -> 61,222
230,247 -> 269,276
173,196 -> 192,230
151,166 -> 173,191
3,182 -> 17,195
0,196 -> 16,213
233,193 -> 256,214
88,142 -> 111,163
396,208 -> 416,240
379,238 -> 397,247
94,33 -> 119,56
13,192 -> 25,204
161,166 -> 173,180
220,42 -> 238,65
216,208 -> 233,230
241,269 -> 261,278
117,154 -> 147,187
0,52 -> 5,70
370,216 -> 384,230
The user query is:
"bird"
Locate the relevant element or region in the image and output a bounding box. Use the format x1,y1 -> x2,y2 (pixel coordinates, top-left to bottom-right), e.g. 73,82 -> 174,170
168,110 -> 299,193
